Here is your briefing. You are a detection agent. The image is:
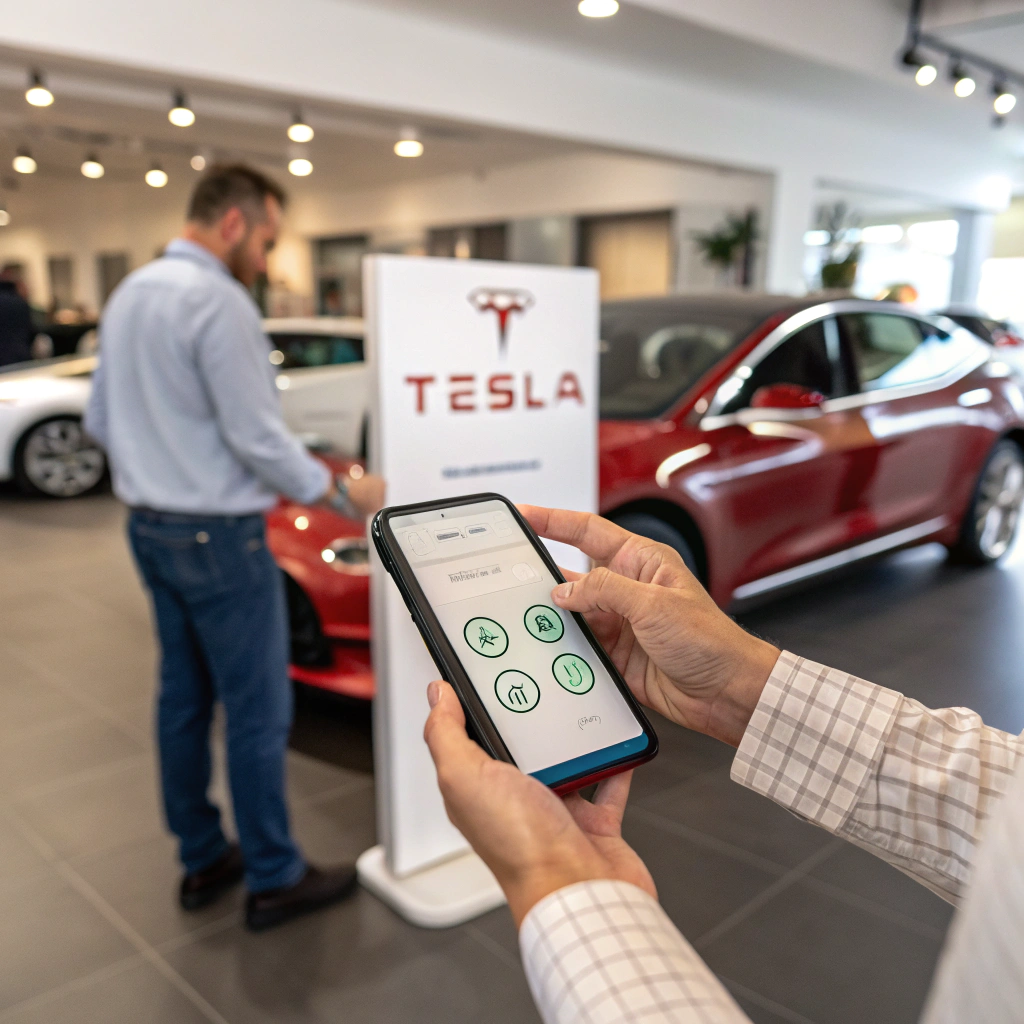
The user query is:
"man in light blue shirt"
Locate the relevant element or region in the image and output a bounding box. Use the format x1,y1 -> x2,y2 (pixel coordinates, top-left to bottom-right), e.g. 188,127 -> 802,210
86,164 -> 360,931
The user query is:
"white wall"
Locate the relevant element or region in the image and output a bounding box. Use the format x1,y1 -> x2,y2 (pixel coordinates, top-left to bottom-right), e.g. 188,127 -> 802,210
0,175 -> 186,313
0,149 -> 771,312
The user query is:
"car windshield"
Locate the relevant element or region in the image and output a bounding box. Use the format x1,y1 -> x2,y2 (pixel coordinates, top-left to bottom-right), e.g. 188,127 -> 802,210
599,306 -> 763,419
267,333 -> 364,369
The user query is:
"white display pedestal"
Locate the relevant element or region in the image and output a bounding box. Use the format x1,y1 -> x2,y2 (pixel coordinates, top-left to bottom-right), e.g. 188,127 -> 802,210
356,845 -> 506,928
360,255 -> 597,929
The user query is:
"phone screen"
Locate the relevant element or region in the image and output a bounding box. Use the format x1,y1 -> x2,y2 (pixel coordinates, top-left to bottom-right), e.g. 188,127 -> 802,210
389,498 -> 647,784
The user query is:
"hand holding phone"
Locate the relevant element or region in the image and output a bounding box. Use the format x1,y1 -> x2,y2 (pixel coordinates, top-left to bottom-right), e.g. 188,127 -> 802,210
372,493 -> 658,793
423,678 -> 657,927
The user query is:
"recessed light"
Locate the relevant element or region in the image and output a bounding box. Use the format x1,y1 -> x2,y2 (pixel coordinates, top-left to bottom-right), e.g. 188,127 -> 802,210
145,166 -> 168,188
578,0 -> 619,17
288,157 -> 313,176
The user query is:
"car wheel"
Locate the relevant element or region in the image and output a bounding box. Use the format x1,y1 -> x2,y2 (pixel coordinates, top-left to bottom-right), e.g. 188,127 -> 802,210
283,574 -> 333,668
13,416 -> 106,498
608,511 -> 699,577
951,439 -> 1024,564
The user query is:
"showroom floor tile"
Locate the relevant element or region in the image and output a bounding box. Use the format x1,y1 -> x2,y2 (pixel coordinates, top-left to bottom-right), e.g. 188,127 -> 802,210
3,490 -> 1023,1023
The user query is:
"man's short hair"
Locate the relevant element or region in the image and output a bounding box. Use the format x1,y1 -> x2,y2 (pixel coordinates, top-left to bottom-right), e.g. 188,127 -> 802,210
186,163 -> 287,226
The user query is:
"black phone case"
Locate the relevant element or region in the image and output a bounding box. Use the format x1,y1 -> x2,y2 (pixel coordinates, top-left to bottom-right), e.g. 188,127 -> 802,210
371,492 -> 658,790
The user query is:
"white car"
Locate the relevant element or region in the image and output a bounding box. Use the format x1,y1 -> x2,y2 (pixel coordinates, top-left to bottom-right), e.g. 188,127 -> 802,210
0,317 -> 369,498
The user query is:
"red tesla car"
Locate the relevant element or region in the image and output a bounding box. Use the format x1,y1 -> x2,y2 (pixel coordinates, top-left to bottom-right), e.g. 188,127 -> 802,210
269,294 -> 1024,696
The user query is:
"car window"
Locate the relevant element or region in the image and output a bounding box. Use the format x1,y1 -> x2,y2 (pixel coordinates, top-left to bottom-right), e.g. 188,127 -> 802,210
268,333 -> 364,370
599,315 -> 759,419
719,320 -> 835,415
838,314 -> 973,391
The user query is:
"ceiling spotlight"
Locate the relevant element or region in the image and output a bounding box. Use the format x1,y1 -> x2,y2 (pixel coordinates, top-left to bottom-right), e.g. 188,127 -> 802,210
993,84 -> 1016,116
0,208 -> 10,227
394,129 -> 423,158
145,165 -> 168,188
168,91 -> 195,127
288,157 -> 313,176
25,70 -> 54,107
578,0 -> 619,16
80,154 -> 104,179
288,114 -> 314,144
190,153 -> 206,171
951,63 -> 976,97
12,149 -> 37,174
901,47 -> 937,86
915,63 -> 937,86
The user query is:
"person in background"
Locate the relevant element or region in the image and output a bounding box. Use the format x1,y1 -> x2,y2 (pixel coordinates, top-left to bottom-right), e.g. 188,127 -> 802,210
85,163 -> 383,931
0,265 -> 34,367
424,506 -> 1023,1024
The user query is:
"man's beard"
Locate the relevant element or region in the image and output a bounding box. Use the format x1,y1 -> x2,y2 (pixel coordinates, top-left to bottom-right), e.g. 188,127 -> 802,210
224,231 -> 254,286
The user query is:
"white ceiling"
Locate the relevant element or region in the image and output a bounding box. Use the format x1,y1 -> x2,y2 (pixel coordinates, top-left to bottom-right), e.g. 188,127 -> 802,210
357,0 -> 1024,147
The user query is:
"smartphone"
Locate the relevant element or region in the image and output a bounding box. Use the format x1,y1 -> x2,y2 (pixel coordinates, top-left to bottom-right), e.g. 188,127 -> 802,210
372,492 -> 658,794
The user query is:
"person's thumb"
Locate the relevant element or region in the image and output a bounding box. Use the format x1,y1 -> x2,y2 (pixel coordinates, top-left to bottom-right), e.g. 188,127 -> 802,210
551,566 -> 649,622
423,681 -> 487,778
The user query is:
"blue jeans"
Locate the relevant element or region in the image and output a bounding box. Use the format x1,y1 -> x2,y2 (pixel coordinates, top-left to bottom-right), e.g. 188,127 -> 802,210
128,509 -> 305,893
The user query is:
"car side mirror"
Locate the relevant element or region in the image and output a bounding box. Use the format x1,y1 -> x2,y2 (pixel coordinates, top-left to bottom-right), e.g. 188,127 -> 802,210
750,383 -> 825,410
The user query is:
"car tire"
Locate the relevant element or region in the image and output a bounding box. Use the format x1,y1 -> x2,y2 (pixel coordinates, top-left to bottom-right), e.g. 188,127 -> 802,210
13,416 -> 107,498
607,511 -> 699,577
949,438 -> 1024,564
283,574 -> 334,669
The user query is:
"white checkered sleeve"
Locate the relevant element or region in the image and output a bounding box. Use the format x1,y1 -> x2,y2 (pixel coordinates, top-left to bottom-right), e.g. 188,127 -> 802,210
732,651 -> 1024,904
519,880 -> 750,1024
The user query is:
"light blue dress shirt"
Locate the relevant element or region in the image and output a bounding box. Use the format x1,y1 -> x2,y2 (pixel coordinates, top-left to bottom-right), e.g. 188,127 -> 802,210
85,239 -> 329,514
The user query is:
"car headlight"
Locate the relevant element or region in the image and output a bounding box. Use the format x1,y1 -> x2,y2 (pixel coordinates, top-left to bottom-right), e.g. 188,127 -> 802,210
321,538 -> 370,575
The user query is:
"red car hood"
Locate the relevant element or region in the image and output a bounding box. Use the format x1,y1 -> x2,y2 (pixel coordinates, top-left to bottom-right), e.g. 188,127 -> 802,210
599,419 -> 667,450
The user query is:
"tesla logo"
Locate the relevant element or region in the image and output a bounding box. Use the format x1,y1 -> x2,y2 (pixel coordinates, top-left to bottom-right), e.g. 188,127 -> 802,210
468,288 -> 535,357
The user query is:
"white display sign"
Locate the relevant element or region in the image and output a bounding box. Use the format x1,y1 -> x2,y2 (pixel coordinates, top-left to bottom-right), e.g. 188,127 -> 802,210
361,255 -> 599,911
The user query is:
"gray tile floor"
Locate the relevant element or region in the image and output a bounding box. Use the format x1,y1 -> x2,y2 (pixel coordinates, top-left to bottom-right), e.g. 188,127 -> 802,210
2,488 -> 1023,1024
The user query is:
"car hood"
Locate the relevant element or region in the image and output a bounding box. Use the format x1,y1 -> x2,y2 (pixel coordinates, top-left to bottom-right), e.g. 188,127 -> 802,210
0,355 -> 97,381
599,418 -> 674,450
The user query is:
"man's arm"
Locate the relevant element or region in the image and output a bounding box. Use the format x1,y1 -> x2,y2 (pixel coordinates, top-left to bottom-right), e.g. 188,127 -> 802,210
195,292 -> 329,504
733,652 -> 1024,904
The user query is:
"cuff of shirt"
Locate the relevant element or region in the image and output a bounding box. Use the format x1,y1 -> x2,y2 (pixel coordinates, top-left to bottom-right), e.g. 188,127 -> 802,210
730,651 -> 903,833
294,459 -> 332,506
519,880 -> 741,1024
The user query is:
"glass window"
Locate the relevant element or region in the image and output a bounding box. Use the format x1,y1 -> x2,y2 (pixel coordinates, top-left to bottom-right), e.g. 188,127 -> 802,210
719,320 -> 834,415
599,309 -> 764,419
839,314 -> 973,391
268,333 -> 364,370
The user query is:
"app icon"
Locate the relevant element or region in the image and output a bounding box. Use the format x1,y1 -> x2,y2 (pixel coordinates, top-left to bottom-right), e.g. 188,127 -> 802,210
552,653 -> 595,694
463,617 -> 509,658
524,605 -> 564,643
495,670 -> 540,713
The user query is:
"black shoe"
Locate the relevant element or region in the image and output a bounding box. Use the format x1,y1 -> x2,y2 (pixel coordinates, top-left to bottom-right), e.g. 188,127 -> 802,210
245,864 -> 358,932
179,843 -> 245,910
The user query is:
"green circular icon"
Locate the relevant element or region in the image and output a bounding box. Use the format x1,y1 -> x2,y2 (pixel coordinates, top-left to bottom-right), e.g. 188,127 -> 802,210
495,670 -> 540,713
524,605 -> 563,643
552,653 -> 595,695
463,617 -> 508,658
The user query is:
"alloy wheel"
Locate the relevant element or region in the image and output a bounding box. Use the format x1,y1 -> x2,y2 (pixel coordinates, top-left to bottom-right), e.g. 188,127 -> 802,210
20,418 -> 106,498
974,445 -> 1024,560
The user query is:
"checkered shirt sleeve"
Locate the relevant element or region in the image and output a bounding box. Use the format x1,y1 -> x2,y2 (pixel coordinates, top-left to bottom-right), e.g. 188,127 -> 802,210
519,879 -> 749,1024
732,651 -> 1024,903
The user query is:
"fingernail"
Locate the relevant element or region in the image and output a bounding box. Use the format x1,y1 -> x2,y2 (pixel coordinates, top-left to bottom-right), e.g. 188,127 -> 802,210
553,582 -> 573,601
427,681 -> 441,707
